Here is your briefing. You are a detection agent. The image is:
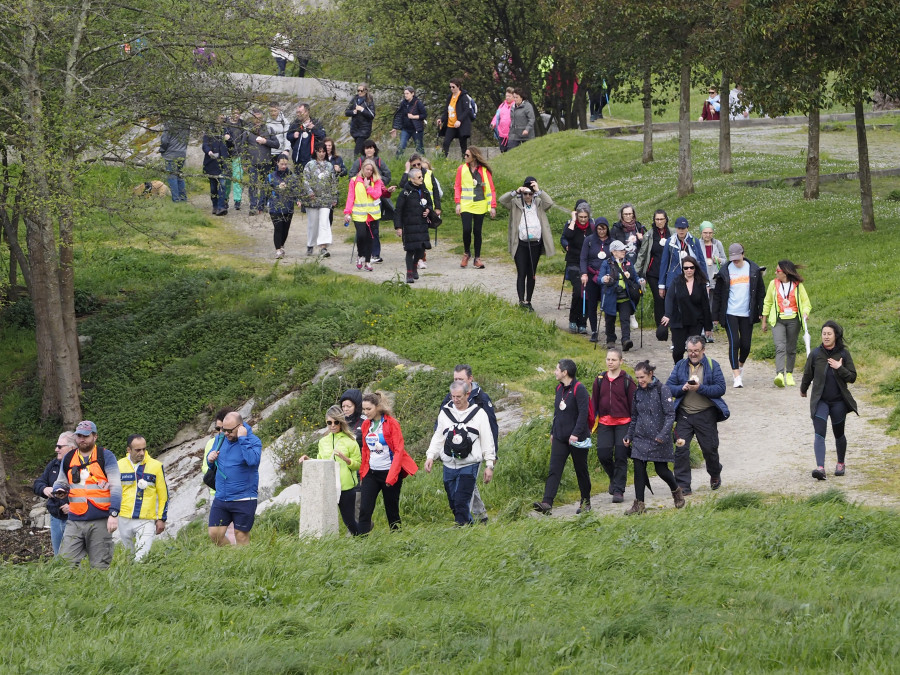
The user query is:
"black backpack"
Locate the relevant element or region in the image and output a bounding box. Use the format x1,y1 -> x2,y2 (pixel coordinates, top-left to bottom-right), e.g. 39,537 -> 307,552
61,447 -> 108,485
441,406 -> 481,460
203,434 -> 225,489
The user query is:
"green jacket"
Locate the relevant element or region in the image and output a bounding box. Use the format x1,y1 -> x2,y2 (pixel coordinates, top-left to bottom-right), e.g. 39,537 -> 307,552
316,433 -> 361,491
762,280 -> 812,331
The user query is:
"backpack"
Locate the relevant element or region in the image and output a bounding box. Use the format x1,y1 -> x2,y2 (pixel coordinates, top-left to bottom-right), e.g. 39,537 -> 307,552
61,447 -> 108,485
203,434 -> 225,489
467,95 -> 478,120
441,406 -> 481,460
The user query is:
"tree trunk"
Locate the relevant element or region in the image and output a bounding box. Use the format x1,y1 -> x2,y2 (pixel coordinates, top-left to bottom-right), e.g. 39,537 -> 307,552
642,69 -> 653,163
59,193 -> 83,370
853,97 -> 875,232
677,63 -> 694,197
0,445 -> 9,510
804,103 -> 820,200
719,72 -> 732,174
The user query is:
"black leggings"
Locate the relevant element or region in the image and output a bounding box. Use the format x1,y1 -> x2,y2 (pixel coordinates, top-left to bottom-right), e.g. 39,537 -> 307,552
354,219 -> 376,261
353,137 -> 368,157
357,469 -> 403,534
585,278 -> 601,332
338,488 -> 359,535
648,276 -> 665,326
597,423 -> 629,495
671,324 -> 705,363
632,459 -> 677,502
405,247 -> 424,272
514,240 -> 542,302
813,399 -> 847,466
542,437 -> 592,506
442,129 -> 468,157
271,212 -> 293,250
724,314 -> 753,370
461,211 -> 486,258
567,265 -> 586,326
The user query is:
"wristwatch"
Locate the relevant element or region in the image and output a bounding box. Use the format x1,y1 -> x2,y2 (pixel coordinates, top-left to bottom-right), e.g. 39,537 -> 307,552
109,510 -> 119,517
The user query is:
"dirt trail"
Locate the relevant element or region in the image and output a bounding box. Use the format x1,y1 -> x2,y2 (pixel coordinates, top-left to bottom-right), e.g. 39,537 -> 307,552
206,199 -> 899,515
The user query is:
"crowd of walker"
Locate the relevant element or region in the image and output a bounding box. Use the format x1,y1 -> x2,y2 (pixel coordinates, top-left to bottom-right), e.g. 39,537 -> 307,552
35,79 -> 859,568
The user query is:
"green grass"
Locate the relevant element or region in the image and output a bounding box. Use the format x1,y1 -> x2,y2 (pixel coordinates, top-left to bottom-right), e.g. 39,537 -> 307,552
1,495 -> 898,673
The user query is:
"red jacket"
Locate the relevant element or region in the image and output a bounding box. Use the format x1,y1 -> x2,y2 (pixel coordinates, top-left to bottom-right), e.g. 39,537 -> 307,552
360,415 -> 418,486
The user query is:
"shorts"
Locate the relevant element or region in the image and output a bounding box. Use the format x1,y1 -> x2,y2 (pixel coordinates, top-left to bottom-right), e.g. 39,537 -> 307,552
209,498 -> 257,532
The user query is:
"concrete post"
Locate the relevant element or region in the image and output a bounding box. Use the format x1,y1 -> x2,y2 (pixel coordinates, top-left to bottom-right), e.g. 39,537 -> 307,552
299,459 -> 339,538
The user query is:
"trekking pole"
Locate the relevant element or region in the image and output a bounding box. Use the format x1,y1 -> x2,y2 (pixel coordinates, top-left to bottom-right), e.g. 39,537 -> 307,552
639,289 -> 644,349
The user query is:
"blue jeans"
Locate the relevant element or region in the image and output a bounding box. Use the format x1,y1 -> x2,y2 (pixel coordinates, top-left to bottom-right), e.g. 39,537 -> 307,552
396,129 -> 424,156
50,515 -> 67,556
248,163 -> 269,211
443,463 -> 480,525
165,158 -> 187,201
209,176 -> 227,211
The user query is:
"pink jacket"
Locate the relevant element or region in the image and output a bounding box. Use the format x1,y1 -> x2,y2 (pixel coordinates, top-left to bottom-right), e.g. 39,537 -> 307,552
343,176 -> 386,218
491,101 -> 512,139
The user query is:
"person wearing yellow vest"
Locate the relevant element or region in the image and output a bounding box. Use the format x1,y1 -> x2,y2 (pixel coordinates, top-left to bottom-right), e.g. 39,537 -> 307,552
52,420 -> 122,569
761,259 -> 812,388
344,159 -> 386,272
117,434 -> 168,561
454,147 -> 496,269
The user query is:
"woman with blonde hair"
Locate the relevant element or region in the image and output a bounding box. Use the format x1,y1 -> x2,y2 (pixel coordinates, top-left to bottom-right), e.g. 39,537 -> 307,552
344,159 -> 386,271
299,406 -> 361,535
453,146 -> 496,269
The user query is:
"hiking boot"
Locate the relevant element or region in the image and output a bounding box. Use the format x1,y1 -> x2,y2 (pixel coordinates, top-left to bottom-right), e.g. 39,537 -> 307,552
606,341 -> 616,349
774,373 -> 785,388
625,500 -> 645,516
460,253 -> 470,268
579,325 -> 587,334
320,248 -> 330,258
706,335 -> 715,343
612,492 -> 624,504
532,501 -> 552,515
812,467 -> 826,481
834,462 -> 846,476
576,499 -> 592,514
412,269 -> 419,280
473,258 -> 485,269
672,487 -> 686,509
681,486 -> 693,496
406,271 -> 415,284
523,302 -> 534,312
785,372 -> 795,386
622,339 -> 633,352
249,209 -> 257,216
234,201 -> 241,211
710,475 -> 722,490
569,322 -> 578,333
589,332 -> 598,343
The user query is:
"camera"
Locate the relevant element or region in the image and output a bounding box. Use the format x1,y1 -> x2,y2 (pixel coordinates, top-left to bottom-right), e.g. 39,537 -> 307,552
688,377 -> 698,385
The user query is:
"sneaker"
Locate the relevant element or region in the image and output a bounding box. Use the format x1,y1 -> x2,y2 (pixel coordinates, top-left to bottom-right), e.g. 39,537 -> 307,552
578,326 -> 587,334
812,467 -> 826,481
234,202 -> 241,211
569,322 -> 578,333
706,335 -> 715,343
307,246 -> 314,256
576,499 -> 592,514
785,373 -> 795,386
274,249 -> 284,259
473,258 -> 485,269
834,463 -> 845,476
612,492 -> 624,504
320,248 -> 330,258
733,375 -> 743,388
371,256 -> 384,264
532,501 -> 552,515
417,259 -> 427,269
622,339 -> 633,352
710,475 -> 721,490
356,257 -> 364,270
630,315 -> 639,330
412,270 -> 419,280
364,263 -> 374,272
774,373 -> 785,388
589,332 -> 598,343
460,253 -> 470,268
625,500 -> 646,516
406,272 -> 415,284
681,487 -> 693,496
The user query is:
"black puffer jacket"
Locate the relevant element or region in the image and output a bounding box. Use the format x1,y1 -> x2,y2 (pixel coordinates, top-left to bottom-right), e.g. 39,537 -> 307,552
345,96 -> 375,139
438,90 -> 473,138
394,184 -> 433,251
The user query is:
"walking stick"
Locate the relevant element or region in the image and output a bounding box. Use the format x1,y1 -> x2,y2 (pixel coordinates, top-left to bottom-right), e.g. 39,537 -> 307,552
640,288 -> 644,349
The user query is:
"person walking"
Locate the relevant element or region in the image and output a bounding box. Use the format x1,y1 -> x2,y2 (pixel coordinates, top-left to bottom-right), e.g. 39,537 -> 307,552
242,109 -> 279,216
500,177 -> 555,308
266,103 -> 289,169
358,392 -> 418,533
348,140 -> 394,263
202,116 -> 231,216
303,144 -> 339,257
561,203 -> 593,333
298,406 -> 361,535
698,222 -> 726,320
761,260 -> 812,388
801,321 -> 857,480
490,87 -> 514,152
267,154 -> 300,259
345,83 -> 376,157
394,167 -> 433,284
437,78 -> 474,157
580,216 -> 614,343
598,240 -> 642,351
660,255 -> 713,363
623,361 -> 684,515
534,359 -> 592,515
507,88 -> 536,150
611,203 -> 646,267
425,381 -> 496,526
666,336 -> 730,495
33,432 -> 78,555
344,159 -> 385,272
391,86 -> 427,157
224,109 -> 245,211
657,217 -> 705,296
454,147 -> 496,269
287,103 -> 326,168
159,120 -> 189,202
712,243 -> 765,388
636,209 -> 672,328
117,434 -> 168,562
591,348 -> 636,504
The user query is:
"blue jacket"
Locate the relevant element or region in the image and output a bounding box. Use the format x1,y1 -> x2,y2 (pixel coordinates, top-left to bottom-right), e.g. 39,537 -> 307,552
658,233 -> 705,290
666,356 -> 730,422
579,234 -> 614,277
207,423 -> 262,501
598,258 -> 641,315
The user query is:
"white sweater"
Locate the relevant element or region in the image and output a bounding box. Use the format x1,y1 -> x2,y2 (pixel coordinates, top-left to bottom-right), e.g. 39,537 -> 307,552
427,402 -> 496,469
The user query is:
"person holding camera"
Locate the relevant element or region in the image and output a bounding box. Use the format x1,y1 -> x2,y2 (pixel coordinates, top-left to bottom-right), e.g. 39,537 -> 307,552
117,434 -> 168,561
499,176 -> 555,309
52,421 -> 122,569
665,336 -> 730,495
33,432 -> 78,555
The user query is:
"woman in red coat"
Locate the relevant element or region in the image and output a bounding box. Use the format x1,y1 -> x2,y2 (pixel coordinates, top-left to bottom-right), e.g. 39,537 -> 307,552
358,391 -> 418,533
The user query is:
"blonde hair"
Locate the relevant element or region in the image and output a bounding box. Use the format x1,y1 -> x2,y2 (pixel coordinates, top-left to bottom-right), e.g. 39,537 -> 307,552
325,405 -> 354,439
362,391 -> 393,418
360,158 -> 382,183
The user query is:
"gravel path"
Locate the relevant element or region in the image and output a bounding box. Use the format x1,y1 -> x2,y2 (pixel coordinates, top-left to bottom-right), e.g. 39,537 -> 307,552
205,195 -> 899,517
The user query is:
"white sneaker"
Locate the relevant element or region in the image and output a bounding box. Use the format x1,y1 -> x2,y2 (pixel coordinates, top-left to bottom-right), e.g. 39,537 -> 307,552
630,316 -> 639,330
733,375 -> 743,388
417,259 -> 427,269
274,248 -> 284,259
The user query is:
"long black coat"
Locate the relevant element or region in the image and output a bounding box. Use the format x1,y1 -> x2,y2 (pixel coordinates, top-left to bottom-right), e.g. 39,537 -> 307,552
438,90 -> 473,138
394,184 -> 433,251
626,378 -> 676,462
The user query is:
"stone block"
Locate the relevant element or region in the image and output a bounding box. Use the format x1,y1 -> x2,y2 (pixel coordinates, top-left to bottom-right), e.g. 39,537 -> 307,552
298,460 -> 339,538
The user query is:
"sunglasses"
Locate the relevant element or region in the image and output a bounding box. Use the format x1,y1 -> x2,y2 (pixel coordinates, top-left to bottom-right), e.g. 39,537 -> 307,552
55,444 -> 68,449
357,89 -> 366,93
326,420 -> 340,426
682,266 -> 696,271
411,163 -> 421,168
222,425 -> 238,433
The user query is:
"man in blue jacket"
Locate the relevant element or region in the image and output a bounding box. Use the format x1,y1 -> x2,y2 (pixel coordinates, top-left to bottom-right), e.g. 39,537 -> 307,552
666,336 -> 730,495
657,217 -> 705,296
206,412 -> 262,546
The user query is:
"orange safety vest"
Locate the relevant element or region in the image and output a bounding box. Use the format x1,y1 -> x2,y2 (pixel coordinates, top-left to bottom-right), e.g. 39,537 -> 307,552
67,446 -> 111,516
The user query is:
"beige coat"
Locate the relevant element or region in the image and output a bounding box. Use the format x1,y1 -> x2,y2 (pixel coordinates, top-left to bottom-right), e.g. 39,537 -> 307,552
500,190 -> 556,258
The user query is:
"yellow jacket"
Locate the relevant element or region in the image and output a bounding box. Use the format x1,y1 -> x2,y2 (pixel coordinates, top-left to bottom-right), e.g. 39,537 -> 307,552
118,454 -> 168,521
762,280 -> 811,330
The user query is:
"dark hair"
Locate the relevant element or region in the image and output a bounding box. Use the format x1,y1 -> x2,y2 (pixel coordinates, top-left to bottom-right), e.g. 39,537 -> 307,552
362,139 -> 379,154
297,102 -> 311,113
126,434 -> 145,449
323,137 -> 339,157
777,259 -> 804,284
215,407 -> 234,422
454,364 -> 473,378
653,209 -> 668,227
619,203 -> 636,219
634,360 -> 655,375
362,391 -> 393,417
685,335 -> 706,349
449,78 -> 463,88
680,255 -> 708,284
558,358 -> 577,378
821,320 -> 845,352
512,87 -> 526,98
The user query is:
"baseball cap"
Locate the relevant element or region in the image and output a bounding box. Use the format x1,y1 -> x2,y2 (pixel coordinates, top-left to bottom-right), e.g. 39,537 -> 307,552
728,243 -> 744,261
674,217 -> 689,229
610,240 -> 626,252
75,420 -> 97,436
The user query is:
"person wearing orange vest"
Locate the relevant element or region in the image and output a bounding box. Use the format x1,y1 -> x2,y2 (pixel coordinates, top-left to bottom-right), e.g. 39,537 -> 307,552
52,420 -> 122,569
761,259 -> 812,388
